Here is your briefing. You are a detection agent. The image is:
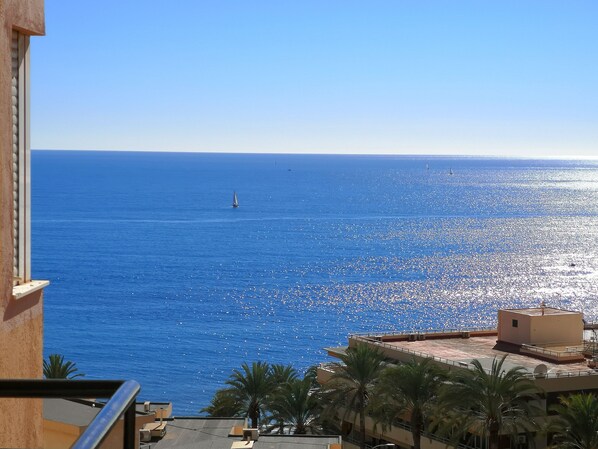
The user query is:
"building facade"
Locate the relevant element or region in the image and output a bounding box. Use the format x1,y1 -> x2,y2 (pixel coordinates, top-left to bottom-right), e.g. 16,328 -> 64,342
0,0 -> 46,447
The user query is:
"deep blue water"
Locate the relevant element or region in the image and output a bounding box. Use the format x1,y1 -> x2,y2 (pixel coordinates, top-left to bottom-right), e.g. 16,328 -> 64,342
32,151 -> 598,413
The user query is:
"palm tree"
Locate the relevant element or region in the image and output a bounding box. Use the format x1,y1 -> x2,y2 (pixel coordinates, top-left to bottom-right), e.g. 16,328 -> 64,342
371,357 -> 447,449
201,388 -> 243,417
270,364 -> 299,385
226,361 -> 273,428
548,393 -> 598,449
269,378 -> 321,434
304,364 -> 320,389
43,354 -> 84,379
436,354 -> 542,449
268,364 -> 299,433
322,344 -> 385,449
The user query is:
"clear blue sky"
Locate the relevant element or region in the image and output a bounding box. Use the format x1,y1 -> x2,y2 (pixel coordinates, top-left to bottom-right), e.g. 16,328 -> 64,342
32,1 -> 598,157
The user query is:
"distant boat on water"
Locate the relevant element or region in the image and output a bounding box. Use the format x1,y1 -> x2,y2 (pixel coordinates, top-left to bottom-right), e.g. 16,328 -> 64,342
449,168 -> 453,175
232,191 -> 239,208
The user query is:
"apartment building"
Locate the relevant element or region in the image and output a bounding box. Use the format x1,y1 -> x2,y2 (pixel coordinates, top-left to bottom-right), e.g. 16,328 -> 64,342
318,306 -> 598,449
0,0 -> 46,447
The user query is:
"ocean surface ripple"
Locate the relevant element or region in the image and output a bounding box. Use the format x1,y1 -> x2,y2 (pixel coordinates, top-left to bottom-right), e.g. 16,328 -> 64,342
32,151 -> 598,413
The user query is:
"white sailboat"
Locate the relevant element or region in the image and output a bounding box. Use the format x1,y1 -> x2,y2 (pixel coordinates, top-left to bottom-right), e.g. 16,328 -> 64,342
232,191 -> 239,208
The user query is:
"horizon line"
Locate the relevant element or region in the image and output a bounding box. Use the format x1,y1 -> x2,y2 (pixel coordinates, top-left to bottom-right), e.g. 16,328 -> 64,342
31,147 -> 598,161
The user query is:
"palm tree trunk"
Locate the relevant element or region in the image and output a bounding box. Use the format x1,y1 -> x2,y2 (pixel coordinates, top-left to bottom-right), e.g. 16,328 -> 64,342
359,409 -> 367,449
411,411 -> 422,449
250,402 -> 259,429
489,430 -> 500,449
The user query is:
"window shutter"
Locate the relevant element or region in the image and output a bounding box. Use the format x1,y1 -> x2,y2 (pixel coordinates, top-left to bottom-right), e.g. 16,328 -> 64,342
11,31 -> 30,284
11,31 -> 20,282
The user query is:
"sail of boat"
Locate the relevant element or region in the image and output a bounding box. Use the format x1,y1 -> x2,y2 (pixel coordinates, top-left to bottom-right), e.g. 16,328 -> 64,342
232,191 -> 239,208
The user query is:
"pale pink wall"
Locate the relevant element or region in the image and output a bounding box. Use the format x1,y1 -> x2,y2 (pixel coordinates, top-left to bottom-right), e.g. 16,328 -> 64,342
0,0 -> 45,447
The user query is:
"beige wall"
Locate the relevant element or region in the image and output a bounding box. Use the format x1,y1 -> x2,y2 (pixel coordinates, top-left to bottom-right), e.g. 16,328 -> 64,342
340,410 -> 452,449
498,310 -> 531,345
44,414 -> 156,449
0,1 -> 45,448
44,420 -> 81,449
498,310 -> 583,347
529,313 -> 583,347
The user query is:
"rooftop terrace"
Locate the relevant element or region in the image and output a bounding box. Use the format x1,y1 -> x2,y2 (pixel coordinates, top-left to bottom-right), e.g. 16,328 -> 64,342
320,307 -> 598,395
351,333 -> 593,376
151,418 -> 341,449
503,306 -> 579,316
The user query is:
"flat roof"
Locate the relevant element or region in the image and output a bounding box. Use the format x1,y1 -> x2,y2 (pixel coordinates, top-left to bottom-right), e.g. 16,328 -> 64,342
501,307 -> 581,317
45,398 -> 158,427
135,401 -> 171,415
256,435 -> 341,449
364,335 -> 593,376
151,418 -> 340,449
151,417 -> 244,449
44,399 -> 101,427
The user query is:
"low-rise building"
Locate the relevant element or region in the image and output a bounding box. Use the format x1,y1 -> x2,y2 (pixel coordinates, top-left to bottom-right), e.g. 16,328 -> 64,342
150,417 -> 342,449
43,399 -> 163,449
318,306 -> 598,449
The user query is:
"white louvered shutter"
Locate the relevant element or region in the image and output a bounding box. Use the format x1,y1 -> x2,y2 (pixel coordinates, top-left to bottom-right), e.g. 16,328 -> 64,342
11,31 -> 30,285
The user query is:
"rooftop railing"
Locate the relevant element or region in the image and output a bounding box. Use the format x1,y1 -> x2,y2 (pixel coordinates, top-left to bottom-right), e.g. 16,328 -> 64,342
349,327 -> 497,339
519,343 -> 583,359
346,335 -> 598,379
350,334 -> 482,371
0,379 -> 140,449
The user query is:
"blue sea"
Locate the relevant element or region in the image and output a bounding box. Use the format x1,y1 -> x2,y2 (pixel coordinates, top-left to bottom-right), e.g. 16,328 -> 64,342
32,151 -> 598,414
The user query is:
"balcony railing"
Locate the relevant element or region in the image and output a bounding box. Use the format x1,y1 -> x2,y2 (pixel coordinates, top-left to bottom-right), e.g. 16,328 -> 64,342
349,327 -> 497,339
0,379 -> 140,449
338,336 -> 598,379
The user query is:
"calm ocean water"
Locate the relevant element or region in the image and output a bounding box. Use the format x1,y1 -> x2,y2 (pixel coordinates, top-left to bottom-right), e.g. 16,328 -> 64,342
32,151 -> 598,413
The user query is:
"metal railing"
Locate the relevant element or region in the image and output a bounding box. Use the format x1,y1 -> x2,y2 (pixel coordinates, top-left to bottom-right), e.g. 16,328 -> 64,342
350,335 -> 482,371
519,343 -> 585,361
0,379 -> 140,449
345,336 -> 598,379
349,327 -> 497,339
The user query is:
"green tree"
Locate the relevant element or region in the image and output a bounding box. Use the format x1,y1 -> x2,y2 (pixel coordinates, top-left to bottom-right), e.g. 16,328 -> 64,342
304,365 -> 320,389
270,364 -> 299,384
371,358 -> 447,449
226,361 -> 273,428
268,364 -> 299,433
43,354 -> 84,379
322,344 -> 385,449
436,355 -> 542,449
200,388 -> 243,417
548,393 -> 598,449
269,378 -> 321,434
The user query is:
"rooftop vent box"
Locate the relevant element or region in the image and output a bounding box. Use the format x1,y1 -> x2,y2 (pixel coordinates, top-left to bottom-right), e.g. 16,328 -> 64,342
140,429 -> 152,442
243,429 -> 259,441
